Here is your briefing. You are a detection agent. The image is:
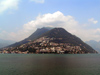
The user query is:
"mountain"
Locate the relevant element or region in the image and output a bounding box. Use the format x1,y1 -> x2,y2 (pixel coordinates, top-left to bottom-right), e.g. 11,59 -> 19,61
7,27 -> 52,47
86,40 -> 100,53
2,27 -> 97,54
0,39 -> 15,48
38,28 -> 97,53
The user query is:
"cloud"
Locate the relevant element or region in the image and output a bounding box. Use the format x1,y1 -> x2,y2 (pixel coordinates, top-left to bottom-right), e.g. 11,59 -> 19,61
0,11 -> 78,41
88,18 -> 98,24
23,11 -> 78,31
0,11 -> 100,42
0,0 -> 20,13
30,0 -> 44,3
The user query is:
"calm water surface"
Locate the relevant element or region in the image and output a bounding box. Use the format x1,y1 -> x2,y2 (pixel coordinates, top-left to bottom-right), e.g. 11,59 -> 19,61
0,54 -> 100,75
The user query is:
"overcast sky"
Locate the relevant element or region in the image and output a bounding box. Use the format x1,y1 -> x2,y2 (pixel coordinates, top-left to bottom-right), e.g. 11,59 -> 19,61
0,0 -> 100,42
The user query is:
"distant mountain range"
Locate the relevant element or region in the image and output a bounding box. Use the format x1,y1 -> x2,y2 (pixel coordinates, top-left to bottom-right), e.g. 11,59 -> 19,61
86,40 -> 100,53
2,27 -> 97,54
0,39 -> 15,48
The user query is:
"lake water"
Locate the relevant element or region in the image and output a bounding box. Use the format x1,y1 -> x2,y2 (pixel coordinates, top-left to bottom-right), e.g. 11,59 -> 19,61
0,54 -> 100,75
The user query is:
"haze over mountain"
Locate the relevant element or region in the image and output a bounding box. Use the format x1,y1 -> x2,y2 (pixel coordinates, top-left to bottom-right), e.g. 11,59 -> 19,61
86,40 -> 100,53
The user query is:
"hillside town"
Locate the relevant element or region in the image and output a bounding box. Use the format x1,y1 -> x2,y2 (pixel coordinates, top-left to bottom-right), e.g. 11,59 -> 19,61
0,37 -> 93,54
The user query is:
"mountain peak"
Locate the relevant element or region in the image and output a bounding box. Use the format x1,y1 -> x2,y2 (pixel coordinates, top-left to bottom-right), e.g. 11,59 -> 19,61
41,27 -> 71,38
37,27 -> 53,30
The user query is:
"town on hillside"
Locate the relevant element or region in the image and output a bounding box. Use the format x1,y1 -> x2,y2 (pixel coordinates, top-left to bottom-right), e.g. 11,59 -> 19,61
0,37 -> 96,54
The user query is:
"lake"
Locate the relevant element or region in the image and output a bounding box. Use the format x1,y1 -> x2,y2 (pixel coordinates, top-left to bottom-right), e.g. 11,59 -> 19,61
0,54 -> 100,75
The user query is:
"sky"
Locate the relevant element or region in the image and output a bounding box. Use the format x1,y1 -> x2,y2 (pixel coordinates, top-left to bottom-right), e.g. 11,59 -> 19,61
0,0 -> 100,42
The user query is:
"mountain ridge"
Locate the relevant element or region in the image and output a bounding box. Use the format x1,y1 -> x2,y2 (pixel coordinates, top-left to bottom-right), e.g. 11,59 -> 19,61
7,27 -> 52,48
